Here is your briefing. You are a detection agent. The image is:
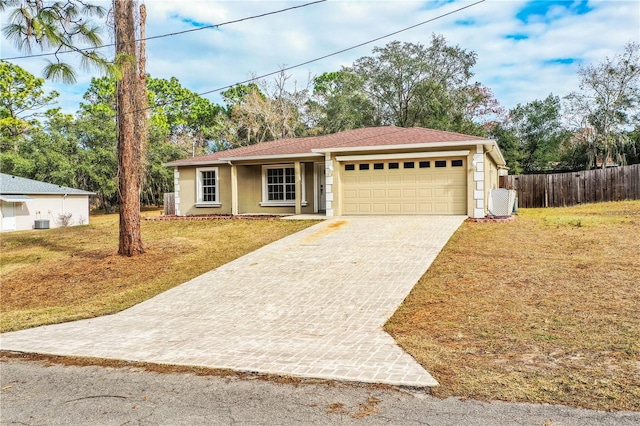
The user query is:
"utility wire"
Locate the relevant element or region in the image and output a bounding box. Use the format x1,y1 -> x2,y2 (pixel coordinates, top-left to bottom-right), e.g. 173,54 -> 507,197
143,0 -> 485,115
0,0 -> 327,61
189,0 -> 486,99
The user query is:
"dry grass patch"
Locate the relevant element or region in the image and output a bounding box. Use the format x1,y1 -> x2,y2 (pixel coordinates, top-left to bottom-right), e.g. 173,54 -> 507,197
0,214 -> 314,332
386,200 -> 640,412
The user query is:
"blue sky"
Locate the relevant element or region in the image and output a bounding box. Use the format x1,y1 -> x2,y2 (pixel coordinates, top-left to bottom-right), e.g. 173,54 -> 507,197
1,0 -> 639,116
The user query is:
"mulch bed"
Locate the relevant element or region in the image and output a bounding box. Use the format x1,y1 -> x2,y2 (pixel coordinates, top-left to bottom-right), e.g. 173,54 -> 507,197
145,214 -> 285,221
466,215 -> 516,223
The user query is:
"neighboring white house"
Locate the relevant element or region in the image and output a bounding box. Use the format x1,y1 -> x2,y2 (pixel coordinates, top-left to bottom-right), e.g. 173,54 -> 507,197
0,173 -> 94,232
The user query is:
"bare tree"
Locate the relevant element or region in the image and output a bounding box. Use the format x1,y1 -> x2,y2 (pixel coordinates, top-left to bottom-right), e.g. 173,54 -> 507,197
218,70 -> 311,146
565,42 -> 640,168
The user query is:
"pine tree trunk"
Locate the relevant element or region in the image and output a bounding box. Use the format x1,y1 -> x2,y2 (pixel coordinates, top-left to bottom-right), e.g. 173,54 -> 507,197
115,0 -> 144,256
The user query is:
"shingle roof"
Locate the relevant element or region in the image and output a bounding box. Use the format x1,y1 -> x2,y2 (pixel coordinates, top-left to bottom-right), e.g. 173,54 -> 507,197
0,173 -> 94,195
165,126 -> 489,166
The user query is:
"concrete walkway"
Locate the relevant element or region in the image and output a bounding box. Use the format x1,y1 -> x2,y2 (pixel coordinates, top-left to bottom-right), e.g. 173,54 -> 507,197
0,216 -> 466,387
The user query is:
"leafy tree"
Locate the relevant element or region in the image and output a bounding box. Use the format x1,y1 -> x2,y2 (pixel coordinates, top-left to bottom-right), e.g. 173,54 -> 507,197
347,35 -> 478,130
1,0 -> 111,83
488,123 -> 524,174
75,77 -> 118,212
625,126 -> 640,165
147,76 -> 224,156
0,62 -> 58,147
310,71 -> 377,134
498,94 -> 571,173
565,42 -> 640,168
510,94 -> 570,172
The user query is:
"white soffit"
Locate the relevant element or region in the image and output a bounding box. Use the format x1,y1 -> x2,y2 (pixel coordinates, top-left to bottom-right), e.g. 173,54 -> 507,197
336,150 -> 470,162
0,194 -> 33,201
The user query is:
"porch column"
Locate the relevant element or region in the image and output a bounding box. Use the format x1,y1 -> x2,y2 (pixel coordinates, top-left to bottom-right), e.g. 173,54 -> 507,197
473,145 -> 486,219
324,153 -> 334,217
294,161 -> 302,215
173,167 -> 181,216
230,163 -> 238,215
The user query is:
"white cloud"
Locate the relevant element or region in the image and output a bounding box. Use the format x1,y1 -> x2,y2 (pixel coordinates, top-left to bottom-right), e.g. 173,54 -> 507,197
2,0 -> 638,115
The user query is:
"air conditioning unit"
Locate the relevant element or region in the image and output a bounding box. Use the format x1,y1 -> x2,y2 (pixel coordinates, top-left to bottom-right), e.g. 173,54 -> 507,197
34,219 -> 50,229
488,189 -> 517,217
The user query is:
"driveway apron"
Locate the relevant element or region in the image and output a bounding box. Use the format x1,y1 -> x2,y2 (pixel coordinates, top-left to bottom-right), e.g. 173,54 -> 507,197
0,216 -> 466,387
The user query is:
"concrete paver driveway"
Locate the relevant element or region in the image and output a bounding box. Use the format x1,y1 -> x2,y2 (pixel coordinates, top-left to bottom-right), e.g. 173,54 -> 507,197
0,216 -> 466,387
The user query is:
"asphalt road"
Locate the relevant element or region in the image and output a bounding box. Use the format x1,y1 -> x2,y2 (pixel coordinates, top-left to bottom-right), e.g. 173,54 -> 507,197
1,356 -> 638,426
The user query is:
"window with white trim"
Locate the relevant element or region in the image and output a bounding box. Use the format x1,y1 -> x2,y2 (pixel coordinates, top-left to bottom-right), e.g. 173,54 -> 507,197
196,167 -> 220,206
261,164 -> 306,206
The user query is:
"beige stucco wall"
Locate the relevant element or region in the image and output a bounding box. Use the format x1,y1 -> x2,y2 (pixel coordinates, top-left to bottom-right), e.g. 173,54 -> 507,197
178,165 -> 232,216
1,195 -> 91,232
177,162 -> 316,216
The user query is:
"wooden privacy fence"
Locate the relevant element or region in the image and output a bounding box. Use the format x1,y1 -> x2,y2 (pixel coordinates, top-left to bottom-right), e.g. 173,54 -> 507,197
500,164 -> 640,208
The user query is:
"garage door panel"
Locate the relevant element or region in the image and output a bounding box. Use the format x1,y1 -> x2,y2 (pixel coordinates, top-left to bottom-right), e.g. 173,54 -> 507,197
372,175 -> 386,184
434,203 -> 450,213
344,189 -> 358,198
358,189 -> 372,199
402,203 -> 417,213
417,175 -> 433,184
418,203 -> 434,213
342,157 -> 467,215
372,189 -> 386,198
403,188 -> 417,198
418,188 -> 433,197
388,188 -> 402,198
357,175 -> 372,185
387,203 -> 402,213
433,188 -> 448,197
372,203 -> 387,213
403,175 -> 417,184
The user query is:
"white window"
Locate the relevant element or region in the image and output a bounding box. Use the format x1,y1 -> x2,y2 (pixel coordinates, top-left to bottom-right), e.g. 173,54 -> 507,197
196,167 -> 220,207
261,164 -> 307,206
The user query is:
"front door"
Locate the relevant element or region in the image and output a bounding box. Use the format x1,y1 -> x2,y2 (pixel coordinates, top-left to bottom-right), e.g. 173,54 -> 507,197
1,202 -> 16,231
316,163 -> 326,212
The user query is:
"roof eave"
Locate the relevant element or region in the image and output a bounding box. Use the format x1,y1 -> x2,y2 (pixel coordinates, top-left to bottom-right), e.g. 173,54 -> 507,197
219,152 -> 323,162
164,160 -> 228,167
311,140 -> 489,154
484,140 -> 507,166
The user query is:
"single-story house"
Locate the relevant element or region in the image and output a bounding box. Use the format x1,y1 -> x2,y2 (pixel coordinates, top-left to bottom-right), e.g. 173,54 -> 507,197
0,173 -> 94,232
165,126 -> 507,219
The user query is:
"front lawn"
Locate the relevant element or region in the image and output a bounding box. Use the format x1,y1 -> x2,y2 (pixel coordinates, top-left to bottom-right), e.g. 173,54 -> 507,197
386,200 -> 640,412
0,214 -> 314,332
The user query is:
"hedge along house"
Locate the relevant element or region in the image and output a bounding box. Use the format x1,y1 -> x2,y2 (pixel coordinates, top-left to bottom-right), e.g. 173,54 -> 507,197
0,173 -> 94,232
165,126 -> 507,219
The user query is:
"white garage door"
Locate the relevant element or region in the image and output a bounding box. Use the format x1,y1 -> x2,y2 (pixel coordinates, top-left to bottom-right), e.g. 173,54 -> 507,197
342,157 -> 467,215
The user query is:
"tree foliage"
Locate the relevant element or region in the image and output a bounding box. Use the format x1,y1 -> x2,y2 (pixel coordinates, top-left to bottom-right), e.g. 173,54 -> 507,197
0,61 -> 59,143
1,0 -> 112,83
310,36 -> 500,136
492,94 -> 572,174
218,71 -> 310,146
565,41 -> 640,168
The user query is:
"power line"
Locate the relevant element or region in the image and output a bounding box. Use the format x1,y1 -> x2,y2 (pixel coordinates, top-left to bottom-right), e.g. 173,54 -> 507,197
145,0 -> 485,115
192,0 -> 486,99
0,0 -> 327,61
